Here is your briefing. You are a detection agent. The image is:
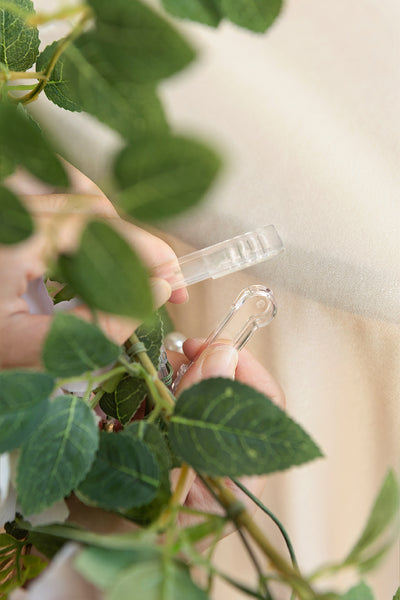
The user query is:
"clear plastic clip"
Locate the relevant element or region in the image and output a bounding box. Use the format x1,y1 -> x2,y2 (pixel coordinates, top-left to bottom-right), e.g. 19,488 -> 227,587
153,225 -> 283,290
172,285 -> 277,392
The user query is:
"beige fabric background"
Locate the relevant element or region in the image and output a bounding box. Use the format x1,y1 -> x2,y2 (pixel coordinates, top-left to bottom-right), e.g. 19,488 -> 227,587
30,0 -> 399,597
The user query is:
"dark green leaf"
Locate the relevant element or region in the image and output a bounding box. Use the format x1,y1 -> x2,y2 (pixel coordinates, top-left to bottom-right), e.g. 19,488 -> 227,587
135,311 -> 164,369
0,371 -> 53,453
100,374 -> 147,425
0,101 -> 68,187
0,0 -> 39,70
0,186 -> 34,244
75,545 -> 159,590
122,422 -> 172,524
219,0 -> 283,32
84,0 -> 195,84
17,395 -> 99,514
114,135 -> 221,222
169,378 -> 322,477
28,531 -> 65,559
106,557 -> 208,600
341,581 -> 374,600
346,470 -> 400,564
77,430 -> 160,511
36,42 -> 82,112
58,220 -> 152,320
161,0 -> 221,27
42,312 -> 121,378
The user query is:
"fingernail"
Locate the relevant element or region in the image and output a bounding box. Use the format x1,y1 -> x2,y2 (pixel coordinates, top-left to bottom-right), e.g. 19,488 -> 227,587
197,344 -> 238,379
150,277 -> 172,308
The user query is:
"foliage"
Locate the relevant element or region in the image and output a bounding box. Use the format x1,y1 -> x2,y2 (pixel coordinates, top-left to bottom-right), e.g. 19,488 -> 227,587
0,0 -> 398,599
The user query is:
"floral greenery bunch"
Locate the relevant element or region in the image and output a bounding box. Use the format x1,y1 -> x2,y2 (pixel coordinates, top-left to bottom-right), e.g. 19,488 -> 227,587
0,0 -> 398,598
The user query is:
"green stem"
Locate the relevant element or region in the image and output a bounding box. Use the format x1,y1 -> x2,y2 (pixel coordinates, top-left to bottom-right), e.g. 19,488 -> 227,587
6,84 -> 36,91
13,8 -> 92,105
232,477 -> 298,569
27,3 -> 88,26
89,388 -> 104,410
56,365 -> 126,391
204,476 -> 318,599
0,71 -> 46,81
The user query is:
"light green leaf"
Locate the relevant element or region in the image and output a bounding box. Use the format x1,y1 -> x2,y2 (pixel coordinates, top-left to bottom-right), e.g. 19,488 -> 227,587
58,220 -> 152,320
42,312 -> 121,378
84,0 -> 195,84
0,0 -> 39,71
99,374 -> 147,424
42,42 -> 168,140
0,186 -> 34,244
341,581 -> 374,600
75,545 -> 159,590
0,370 -> 53,453
114,135 -> 221,222
346,470 -> 400,566
36,42 -> 82,112
219,0 -> 283,32
106,557 -> 208,600
17,395 -> 99,514
161,0 -> 221,27
122,422 -> 172,524
0,102 -> 68,187
393,587 -> 400,600
169,378 -> 322,477
77,431 -> 160,511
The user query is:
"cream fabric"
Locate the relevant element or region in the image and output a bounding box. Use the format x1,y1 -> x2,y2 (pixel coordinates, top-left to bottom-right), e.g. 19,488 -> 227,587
29,0 -> 399,597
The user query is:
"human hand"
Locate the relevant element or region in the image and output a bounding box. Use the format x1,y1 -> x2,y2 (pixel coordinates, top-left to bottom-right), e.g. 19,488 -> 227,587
0,164 -> 187,368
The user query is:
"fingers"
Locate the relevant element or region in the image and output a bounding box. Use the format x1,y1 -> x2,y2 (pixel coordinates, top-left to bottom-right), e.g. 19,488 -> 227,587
175,343 -> 239,395
178,337 -> 285,408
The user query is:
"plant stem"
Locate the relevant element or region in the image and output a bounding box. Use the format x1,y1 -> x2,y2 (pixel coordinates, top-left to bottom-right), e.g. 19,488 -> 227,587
56,365 -> 126,391
232,477 -> 298,569
0,71 -> 46,81
205,476 -> 318,599
128,333 -> 176,414
27,3 -> 88,26
13,8 -> 92,105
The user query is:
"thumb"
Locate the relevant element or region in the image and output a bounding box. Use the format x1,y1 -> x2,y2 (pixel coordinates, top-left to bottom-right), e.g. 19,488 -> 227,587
176,343 -> 238,395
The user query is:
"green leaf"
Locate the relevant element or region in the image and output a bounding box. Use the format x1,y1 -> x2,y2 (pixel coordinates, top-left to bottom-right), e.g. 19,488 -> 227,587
346,470 -> 400,565
122,422 -> 172,524
42,312 -> 121,378
341,581 -> 374,600
0,0 -> 39,71
36,42 -> 82,112
161,0 -> 221,27
169,378 -> 322,477
219,0 -> 283,32
135,311 -> 164,369
0,370 -> 53,453
106,557 -> 208,600
58,220 -> 152,320
100,374 -> 147,425
75,545 -> 159,590
393,588 -> 400,600
42,42 -> 168,140
84,0 -> 195,84
0,153 -> 15,180
77,430 -> 160,511
0,185 -> 34,244
0,102 -> 68,187
17,395 -> 99,514
114,135 -> 221,222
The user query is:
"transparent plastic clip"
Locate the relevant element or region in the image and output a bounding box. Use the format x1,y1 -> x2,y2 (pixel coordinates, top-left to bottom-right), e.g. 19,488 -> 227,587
153,225 -> 283,291
172,285 -> 277,392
